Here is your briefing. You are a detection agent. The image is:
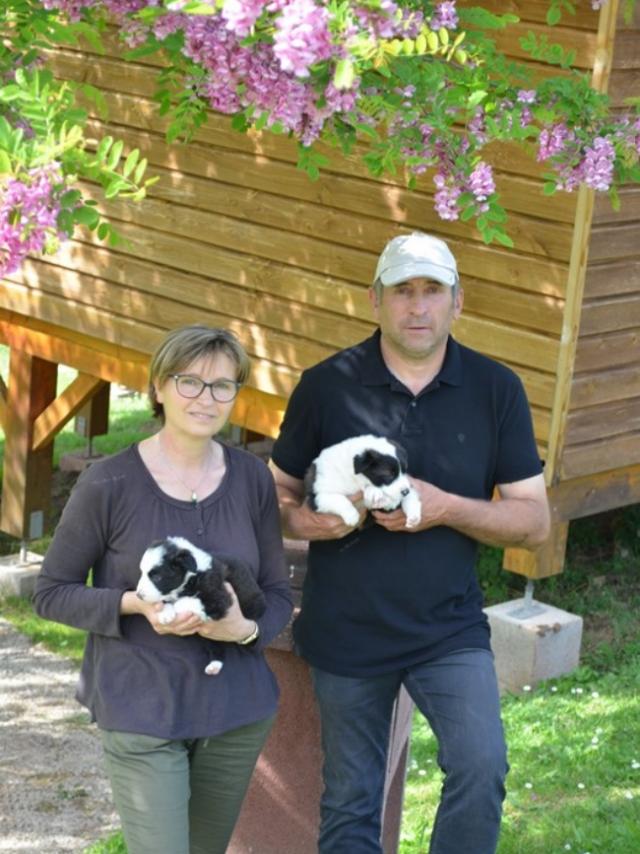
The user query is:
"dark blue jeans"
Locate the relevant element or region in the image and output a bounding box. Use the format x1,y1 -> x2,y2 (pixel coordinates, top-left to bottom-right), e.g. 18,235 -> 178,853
311,649 -> 507,854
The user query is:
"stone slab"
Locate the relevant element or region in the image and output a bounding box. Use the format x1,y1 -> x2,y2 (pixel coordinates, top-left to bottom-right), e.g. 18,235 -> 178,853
484,598 -> 583,694
0,551 -> 43,598
58,452 -> 106,473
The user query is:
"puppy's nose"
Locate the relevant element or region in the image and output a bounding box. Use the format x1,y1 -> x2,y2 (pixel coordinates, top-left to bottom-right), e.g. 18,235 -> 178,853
401,488 -> 410,496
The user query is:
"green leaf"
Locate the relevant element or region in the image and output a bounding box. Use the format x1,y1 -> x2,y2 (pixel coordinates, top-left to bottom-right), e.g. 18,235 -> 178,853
96,136 -> 114,162
73,205 -> 101,229
97,222 -> 110,241
495,231 -> 515,248
60,189 -> 82,207
543,182 -> 557,195
105,177 -> 127,198
106,140 -> 124,171
546,7 -> 562,26
0,150 -> 12,175
467,89 -> 488,109
122,148 -> 140,179
133,157 -> 148,185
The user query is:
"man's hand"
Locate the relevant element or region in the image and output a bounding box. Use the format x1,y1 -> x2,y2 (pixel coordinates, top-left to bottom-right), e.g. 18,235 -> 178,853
371,478 -> 445,533
284,493 -> 366,540
374,473 -> 550,549
270,460 -> 366,540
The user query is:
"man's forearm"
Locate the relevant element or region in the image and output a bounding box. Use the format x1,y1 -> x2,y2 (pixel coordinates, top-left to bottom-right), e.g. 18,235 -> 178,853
439,491 -> 550,549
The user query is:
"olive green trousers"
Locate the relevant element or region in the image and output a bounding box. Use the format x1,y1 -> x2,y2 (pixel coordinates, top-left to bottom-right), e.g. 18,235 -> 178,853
100,716 -> 274,854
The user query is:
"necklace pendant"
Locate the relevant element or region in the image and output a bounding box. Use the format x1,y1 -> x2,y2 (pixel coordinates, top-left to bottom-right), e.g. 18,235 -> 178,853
191,491 -> 198,504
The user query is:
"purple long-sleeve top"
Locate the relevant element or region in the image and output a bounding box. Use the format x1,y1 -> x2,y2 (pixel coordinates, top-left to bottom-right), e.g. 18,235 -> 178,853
34,443 -> 293,740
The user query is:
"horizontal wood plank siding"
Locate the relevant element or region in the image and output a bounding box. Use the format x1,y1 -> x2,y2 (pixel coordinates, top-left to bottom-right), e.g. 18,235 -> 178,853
563,1 -> 640,479
7,3 -> 621,466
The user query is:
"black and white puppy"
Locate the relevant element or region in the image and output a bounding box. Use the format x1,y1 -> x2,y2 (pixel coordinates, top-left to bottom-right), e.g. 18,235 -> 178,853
136,536 -> 266,675
304,435 -> 422,529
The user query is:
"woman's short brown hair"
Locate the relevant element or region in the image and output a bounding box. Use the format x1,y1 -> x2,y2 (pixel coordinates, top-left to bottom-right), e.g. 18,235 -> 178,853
148,325 -> 250,420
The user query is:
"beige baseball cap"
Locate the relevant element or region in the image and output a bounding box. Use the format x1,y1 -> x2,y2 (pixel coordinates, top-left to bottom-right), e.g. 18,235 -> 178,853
375,232 -> 459,287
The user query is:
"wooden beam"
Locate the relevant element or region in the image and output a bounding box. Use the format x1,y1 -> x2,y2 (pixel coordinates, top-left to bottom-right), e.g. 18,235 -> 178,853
0,373 -> 7,433
231,386 -> 287,440
75,381 -> 111,440
549,462 -> 640,521
0,350 -> 57,540
503,523 -> 570,580
31,374 -> 109,451
0,310 -> 149,390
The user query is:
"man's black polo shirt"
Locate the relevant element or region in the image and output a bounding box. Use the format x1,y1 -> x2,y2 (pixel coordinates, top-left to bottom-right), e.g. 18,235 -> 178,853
271,330 -> 543,677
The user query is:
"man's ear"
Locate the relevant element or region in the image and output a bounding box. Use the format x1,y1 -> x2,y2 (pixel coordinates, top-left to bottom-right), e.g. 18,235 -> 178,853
454,286 -> 464,318
369,286 -> 381,315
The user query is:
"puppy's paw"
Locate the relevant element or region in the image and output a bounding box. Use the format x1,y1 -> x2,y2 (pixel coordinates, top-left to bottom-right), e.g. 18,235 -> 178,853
205,660 -> 224,676
340,505 -> 361,527
402,492 -> 422,529
363,485 -> 388,510
158,605 -> 176,625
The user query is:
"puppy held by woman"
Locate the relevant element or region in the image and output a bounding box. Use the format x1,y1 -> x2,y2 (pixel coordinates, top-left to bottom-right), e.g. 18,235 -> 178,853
34,325 -> 293,854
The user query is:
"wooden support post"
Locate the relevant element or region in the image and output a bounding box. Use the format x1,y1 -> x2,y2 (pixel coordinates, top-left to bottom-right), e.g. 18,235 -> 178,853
0,373 -> 7,433
502,522 -> 570,580
0,350 -> 57,540
75,381 -> 111,448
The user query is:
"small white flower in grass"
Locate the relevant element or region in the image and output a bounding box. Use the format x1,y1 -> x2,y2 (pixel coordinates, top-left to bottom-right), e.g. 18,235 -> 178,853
524,782 -> 533,789
591,691 -> 599,698
418,769 -> 426,776
577,782 -> 586,789
591,736 -> 599,745
550,685 -> 558,693
625,791 -> 634,800
631,760 -> 640,770
576,687 -> 584,694
596,727 -> 603,735
564,845 -> 571,851
523,684 -> 532,692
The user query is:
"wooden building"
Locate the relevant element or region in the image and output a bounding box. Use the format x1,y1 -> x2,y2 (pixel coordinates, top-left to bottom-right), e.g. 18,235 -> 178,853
0,0 -> 638,579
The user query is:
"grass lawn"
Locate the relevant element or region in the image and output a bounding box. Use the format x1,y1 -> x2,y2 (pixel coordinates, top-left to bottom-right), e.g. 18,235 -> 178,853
1,347 -> 639,853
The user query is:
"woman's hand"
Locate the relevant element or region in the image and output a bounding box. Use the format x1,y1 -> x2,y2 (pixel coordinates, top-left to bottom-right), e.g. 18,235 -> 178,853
196,584 -> 257,643
120,591 -> 204,636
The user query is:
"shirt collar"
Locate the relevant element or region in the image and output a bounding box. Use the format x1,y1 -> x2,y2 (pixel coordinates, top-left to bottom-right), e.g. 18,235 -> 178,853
360,329 -> 463,390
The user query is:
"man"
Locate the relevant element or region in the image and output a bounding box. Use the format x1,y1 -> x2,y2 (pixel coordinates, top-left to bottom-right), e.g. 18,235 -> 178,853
269,232 -> 550,854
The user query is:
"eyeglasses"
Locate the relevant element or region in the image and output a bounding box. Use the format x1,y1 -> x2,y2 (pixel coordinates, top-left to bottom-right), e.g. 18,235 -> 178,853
172,374 -> 241,403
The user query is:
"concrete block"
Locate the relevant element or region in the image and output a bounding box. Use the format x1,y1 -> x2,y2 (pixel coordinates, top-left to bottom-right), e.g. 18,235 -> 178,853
484,598 -> 583,694
0,551 -> 43,598
59,452 -> 106,473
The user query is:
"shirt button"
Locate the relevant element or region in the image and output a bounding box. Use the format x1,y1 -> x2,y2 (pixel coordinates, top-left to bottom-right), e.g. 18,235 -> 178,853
411,401 -> 417,408
196,528 -> 204,535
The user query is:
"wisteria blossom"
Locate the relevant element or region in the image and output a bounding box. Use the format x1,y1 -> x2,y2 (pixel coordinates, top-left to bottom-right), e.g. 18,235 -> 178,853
1,0 -> 637,268
430,2 -> 459,30
0,164 -> 65,276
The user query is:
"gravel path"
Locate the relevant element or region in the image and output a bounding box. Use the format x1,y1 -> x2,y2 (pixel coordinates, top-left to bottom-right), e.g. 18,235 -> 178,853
0,619 -> 118,853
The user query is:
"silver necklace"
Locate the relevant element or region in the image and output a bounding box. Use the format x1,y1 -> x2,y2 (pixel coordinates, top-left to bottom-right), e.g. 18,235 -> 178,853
156,434 -> 215,505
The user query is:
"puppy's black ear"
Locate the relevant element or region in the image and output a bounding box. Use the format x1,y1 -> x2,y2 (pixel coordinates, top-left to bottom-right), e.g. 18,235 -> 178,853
172,548 -> 198,574
387,440 -> 409,472
353,450 -> 375,475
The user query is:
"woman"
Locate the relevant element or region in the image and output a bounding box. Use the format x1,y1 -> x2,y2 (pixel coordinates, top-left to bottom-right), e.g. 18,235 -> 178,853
34,325 -> 293,854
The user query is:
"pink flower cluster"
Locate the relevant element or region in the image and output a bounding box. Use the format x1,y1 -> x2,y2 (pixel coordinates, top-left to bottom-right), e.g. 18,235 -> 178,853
430,2 -> 458,30
0,164 -> 65,276
273,0 -> 333,77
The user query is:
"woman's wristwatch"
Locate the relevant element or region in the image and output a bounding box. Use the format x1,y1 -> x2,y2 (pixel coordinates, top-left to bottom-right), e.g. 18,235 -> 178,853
237,621 -> 260,645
